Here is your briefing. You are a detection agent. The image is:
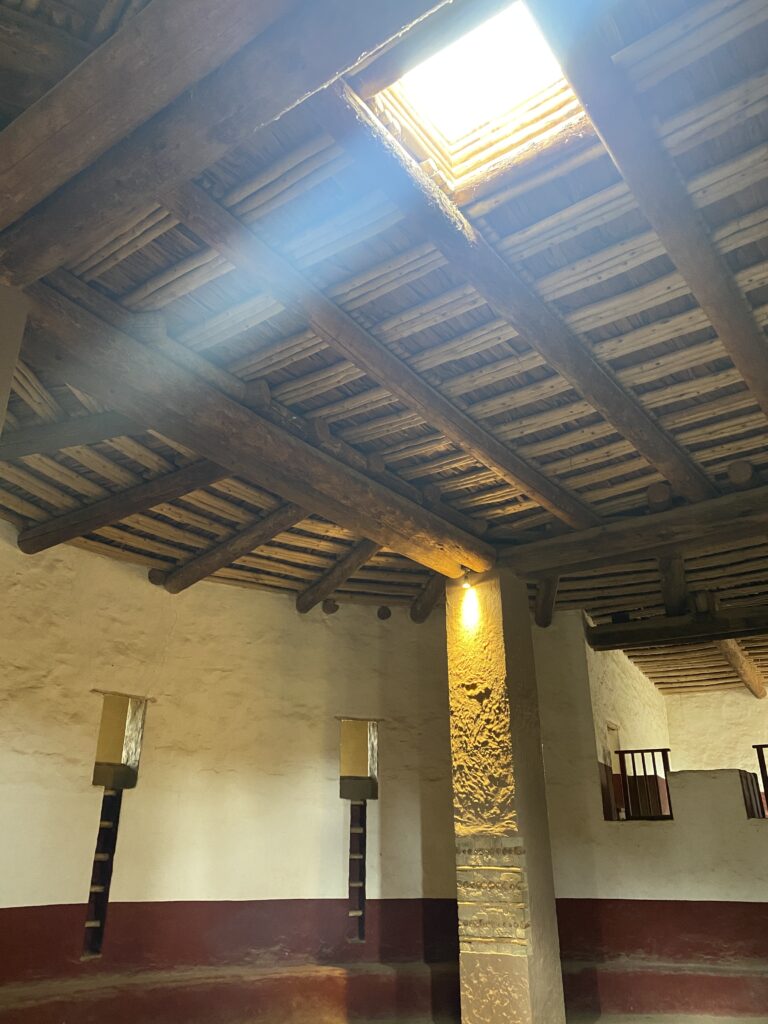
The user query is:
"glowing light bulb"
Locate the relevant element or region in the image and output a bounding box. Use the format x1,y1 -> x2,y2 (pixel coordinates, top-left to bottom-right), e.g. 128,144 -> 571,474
461,571 -> 472,590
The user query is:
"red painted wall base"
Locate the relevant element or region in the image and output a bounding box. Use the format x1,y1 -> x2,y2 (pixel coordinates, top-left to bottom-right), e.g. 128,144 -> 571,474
558,898 -> 768,1018
0,899 -> 460,1024
3,897 -> 768,1020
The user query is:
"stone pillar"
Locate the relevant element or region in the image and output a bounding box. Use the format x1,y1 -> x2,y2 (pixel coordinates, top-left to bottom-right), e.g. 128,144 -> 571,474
0,284 -> 28,433
445,568 -> 566,1024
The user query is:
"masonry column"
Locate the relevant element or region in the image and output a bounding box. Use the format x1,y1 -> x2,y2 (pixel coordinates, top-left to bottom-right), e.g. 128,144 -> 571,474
1,285 -> 28,432
445,567 -> 566,1024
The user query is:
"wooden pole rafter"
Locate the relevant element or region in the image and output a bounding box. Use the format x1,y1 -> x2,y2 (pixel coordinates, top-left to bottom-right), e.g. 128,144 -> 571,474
410,572 -> 444,623
21,282 -> 494,577
528,0 -> 768,423
17,459 -> 226,554
716,639 -> 767,699
149,502 -> 307,593
161,180 -> 598,529
296,538 -> 382,613
311,81 -> 717,507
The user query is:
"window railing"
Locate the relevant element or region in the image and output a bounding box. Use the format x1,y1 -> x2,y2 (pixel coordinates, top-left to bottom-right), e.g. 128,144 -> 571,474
616,748 -> 673,821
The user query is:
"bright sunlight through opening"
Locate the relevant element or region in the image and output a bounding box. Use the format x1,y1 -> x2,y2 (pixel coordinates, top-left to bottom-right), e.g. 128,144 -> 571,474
397,3 -> 565,143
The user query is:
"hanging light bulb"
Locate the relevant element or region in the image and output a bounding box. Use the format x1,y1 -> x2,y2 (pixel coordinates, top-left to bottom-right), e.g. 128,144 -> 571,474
461,569 -> 472,590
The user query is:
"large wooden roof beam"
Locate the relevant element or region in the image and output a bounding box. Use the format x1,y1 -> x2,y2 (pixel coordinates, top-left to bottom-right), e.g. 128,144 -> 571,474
18,459 -> 227,554
21,283 -> 494,577
528,0 -> 768,422
296,539 -> 382,613
0,7 -> 91,119
149,502 -> 307,594
0,0 -> 451,285
0,411 -> 137,459
502,485 -> 768,577
162,181 -> 598,529
586,606 -> 768,654
0,0 -> 301,233
312,82 -> 717,507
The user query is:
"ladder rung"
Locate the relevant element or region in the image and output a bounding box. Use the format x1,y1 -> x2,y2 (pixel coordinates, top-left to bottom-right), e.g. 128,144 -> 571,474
349,853 -> 364,860
93,853 -> 111,861
84,919 -> 101,928
99,820 -> 114,828
349,881 -> 364,888
348,910 -> 363,918
104,789 -> 117,796
90,885 -> 106,894
350,800 -> 365,806
350,826 -> 364,834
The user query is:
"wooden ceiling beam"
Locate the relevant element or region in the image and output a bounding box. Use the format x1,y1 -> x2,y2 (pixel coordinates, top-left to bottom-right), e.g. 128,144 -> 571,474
311,82 -> 718,507
410,571 -> 444,623
0,0 -> 297,233
586,606 -> 768,652
0,0 -> 451,285
0,411 -> 137,459
533,574 -> 560,628
658,554 -> 688,616
162,181 -> 598,529
22,283 -> 494,577
296,538 -> 382,613
18,459 -> 227,554
528,0 -> 768,423
501,485 -> 768,577
0,7 -> 91,119
0,284 -> 28,432
716,639 -> 767,699
149,501 -> 307,593
43,269 -> 486,542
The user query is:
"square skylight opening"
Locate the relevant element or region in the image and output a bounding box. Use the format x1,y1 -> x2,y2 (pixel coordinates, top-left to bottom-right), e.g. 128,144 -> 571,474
374,2 -> 583,192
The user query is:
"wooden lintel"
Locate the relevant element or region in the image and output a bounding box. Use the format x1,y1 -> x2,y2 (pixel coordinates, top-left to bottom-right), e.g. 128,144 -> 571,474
716,639 -> 767,700
149,502 -> 306,593
528,0 -> 768,423
296,539 -> 382,613
22,282 -> 493,576
162,180 -> 598,529
585,606 -> 768,651
311,81 -> 717,507
18,460 -> 226,554
0,411 -> 137,459
410,572 -> 444,623
533,574 -> 559,628
501,485 -> 768,577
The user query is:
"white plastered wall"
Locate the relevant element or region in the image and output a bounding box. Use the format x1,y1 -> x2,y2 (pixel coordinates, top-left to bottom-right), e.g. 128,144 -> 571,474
666,688 -> 768,775
586,643 -> 670,761
0,523 -> 456,908
532,611 -> 768,902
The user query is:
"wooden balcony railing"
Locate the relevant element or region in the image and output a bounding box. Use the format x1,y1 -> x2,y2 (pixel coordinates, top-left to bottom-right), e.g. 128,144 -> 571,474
616,748 -> 673,821
747,744 -> 768,819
